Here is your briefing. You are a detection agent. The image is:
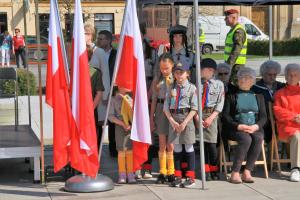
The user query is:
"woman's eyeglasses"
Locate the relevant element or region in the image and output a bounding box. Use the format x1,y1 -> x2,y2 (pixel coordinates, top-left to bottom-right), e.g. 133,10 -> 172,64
218,72 -> 229,76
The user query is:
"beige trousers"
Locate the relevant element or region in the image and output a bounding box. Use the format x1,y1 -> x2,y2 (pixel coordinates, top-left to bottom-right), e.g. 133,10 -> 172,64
289,131 -> 300,169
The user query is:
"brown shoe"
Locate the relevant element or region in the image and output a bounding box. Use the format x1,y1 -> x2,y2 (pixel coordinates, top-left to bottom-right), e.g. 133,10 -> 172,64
229,177 -> 242,184
241,176 -> 254,183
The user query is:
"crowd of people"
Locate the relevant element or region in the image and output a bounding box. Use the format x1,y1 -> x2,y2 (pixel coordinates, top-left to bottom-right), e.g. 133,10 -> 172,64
84,8 -> 300,188
85,10 -> 300,190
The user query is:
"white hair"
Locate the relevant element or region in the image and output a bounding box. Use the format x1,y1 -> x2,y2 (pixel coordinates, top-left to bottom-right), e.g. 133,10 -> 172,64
237,67 -> 256,80
217,63 -> 231,73
260,60 -> 281,76
285,63 -> 300,75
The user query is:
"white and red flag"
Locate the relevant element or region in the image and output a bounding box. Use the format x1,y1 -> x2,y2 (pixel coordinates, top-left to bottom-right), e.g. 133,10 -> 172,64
70,0 -> 99,177
115,0 -> 152,171
46,0 -> 72,173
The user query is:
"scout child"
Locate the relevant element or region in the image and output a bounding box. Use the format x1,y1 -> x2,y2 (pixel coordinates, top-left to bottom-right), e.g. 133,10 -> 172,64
108,87 -> 136,184
163,60 -> 198,188
150,53 -> 175,184
195,58 -> 225,180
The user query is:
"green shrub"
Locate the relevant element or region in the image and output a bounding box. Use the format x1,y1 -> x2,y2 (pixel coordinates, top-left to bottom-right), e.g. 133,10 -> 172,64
248,37 -> 300,56
0,69 -> 37,96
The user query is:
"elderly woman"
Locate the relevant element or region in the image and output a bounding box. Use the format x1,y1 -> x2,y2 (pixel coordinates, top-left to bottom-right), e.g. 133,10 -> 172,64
273,63 -> 300,182
217,63 -> 238,94
223,67 -> 267,184
252,60 -> 285,143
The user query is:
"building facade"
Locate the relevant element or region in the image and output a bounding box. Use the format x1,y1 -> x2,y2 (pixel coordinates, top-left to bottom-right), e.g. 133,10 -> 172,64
0,0 -> 125,37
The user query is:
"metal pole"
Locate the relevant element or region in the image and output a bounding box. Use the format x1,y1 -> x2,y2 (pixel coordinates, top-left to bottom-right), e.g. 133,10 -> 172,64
34,0 -> 44,184
269,5 -> 273,59
23,0 -> 31,127
194,0 -> 206,190
98,0 -> 129,162
55,0 -> 70,83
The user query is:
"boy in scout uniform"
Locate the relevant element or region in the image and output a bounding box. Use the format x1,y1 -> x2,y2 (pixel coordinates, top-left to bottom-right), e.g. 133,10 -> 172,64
150,53 -> 175,184
108,87 -> 136,184
163,60 -> 198,188
195,58 -> 225,180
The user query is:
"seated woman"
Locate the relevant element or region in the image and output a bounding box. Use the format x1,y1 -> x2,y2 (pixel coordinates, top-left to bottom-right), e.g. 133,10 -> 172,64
252,60 -> 285,143
223,67 -> 267,184
273,63 -> 300,182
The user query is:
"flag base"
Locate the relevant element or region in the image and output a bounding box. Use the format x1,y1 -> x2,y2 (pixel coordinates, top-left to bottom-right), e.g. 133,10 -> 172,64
64,174 -> 114,193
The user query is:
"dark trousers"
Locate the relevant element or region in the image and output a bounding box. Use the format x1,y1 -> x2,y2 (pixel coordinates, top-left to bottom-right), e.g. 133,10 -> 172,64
108,121 -> 117,156
204,142 -> 218,167
229,131 -> 264,172
15,48 -> 27,68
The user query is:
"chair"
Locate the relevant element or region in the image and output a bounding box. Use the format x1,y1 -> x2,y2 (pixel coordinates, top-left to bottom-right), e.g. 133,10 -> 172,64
269,102 -> 291,173
0,67 -> 18,129
219,138 -> 269,179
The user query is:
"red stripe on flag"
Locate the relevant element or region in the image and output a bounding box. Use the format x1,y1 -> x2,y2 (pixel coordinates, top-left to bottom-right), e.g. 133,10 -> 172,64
132,141 -> 149,171
116,36 -> 137,93
46,39 -> 72,172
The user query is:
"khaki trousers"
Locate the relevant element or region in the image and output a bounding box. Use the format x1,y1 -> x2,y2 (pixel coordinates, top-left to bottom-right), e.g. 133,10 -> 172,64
289,132 -> 300,168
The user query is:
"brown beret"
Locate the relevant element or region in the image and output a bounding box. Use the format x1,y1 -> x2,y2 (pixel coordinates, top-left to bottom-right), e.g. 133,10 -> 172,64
224,9 -> 239,16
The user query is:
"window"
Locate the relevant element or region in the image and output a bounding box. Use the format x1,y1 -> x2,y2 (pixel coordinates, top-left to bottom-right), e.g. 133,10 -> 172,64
154,8 -> 170,28
0,13 -> 8,33
245,24 -> 261,36
39,14 -> 50,38
94,14 -> 114,34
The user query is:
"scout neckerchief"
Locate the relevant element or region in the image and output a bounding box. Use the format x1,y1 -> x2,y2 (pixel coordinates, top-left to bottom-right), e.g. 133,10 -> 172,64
202,80 -> 209,109
175,84 -> 181,111
120,94 -> 133,126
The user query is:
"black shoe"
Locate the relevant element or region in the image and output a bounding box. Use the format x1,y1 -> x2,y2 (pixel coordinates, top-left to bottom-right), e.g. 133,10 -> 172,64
181,177 -> 195,188
156,174 -> 167,184
167,174 -> 175,182
205,173 -> 212,181
170,176 -> 182,187
211,172 -> 220,180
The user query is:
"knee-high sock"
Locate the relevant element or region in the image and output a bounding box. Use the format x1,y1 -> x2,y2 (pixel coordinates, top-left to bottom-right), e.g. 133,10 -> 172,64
174,151 -> 182,177
125,150 -> 133,173
159,151 -> 167,175
167,151 -> 175,175
185,151 -> 195,179
118,151 -> 126,173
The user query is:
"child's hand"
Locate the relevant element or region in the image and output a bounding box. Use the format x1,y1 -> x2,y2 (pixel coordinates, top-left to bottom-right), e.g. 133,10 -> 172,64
170,118 -> 180,133
203,116 -> 214,128
178,121 -> 188,133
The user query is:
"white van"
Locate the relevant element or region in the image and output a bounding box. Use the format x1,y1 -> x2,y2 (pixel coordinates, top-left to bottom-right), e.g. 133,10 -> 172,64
187,16 -> 269,54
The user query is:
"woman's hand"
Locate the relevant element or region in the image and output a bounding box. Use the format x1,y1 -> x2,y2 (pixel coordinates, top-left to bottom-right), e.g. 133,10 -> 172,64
238,124 -> 259,134
237,124 -> 248,132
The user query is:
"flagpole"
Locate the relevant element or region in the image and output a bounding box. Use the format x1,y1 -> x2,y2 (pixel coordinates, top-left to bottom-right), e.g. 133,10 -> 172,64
194,0 -> 206,190
97,0 -> 129,162
34,0 -> 45,184
54,0 -> 70,83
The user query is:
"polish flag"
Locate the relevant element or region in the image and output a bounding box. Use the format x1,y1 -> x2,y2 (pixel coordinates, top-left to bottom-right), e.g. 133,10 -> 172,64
46,0 -> 72,172
115,0 -> 152,171
70,0 -> 99,177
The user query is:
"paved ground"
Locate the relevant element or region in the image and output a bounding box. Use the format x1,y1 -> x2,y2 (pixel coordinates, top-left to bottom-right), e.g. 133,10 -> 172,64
0,145 -> 300,200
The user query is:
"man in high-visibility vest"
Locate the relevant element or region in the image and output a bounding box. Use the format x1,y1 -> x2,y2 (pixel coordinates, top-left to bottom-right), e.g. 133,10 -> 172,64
224,9 -> 247,85
199,27 -> 205,53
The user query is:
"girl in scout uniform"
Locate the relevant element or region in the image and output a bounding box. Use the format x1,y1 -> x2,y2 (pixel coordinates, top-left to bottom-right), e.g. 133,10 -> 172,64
163,60 -> 198,188
150,53 -> 175,184
109,87 -> 136,184
195,58 -> 225,181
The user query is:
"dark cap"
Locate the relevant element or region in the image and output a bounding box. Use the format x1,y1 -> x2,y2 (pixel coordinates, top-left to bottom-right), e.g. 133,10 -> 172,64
201,58 -> 217,70
173,59 -> 190,71
169,25 -> 187,35
224,9 -> 239,16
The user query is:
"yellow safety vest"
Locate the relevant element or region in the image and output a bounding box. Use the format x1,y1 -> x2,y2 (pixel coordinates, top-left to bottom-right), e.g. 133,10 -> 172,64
224,23 -> 247,65
199,28 -> 205,43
